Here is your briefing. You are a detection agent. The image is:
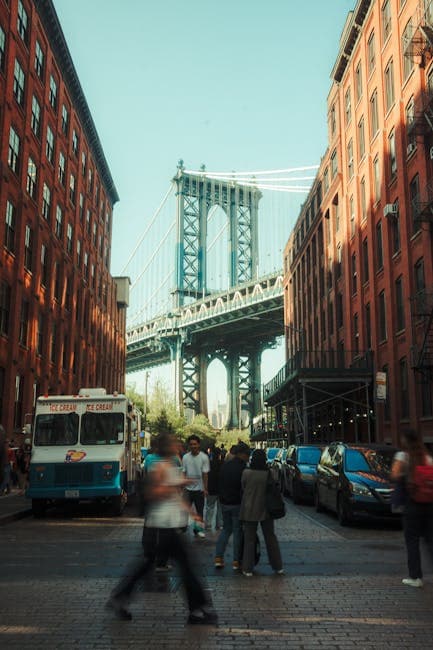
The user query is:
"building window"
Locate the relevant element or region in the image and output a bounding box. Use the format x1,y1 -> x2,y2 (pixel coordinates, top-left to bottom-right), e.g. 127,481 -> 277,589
330,149 -> 338,178
86,209 -> 91,234
351,253 -> 357,295
8,127 -> 20,173
337,244 -> 342,278
72,129 -> 79,155
396,275 -> 405,331
58,152 -> 65,185
406,96 -> 416,149
410,173 -> 421,233
77,239 -> 81,267
65,276 -> 72,311
42,183 -> 51,221
79,193 -> 84,221
88,167 -> 93,192
370,90 -> 379,138
323,167 -> 329,193
50,322 -> 57,363
26,157 -> 37,199
55,205 -> 63,239
399,357 -> 409,419
5,201 -> 15,253
402,19 -> 414,80
36,312 -> 44,356
13,59 -> 25,107
40,244 -> 48,287
389,130 -> 397,177
382,0 -> 392,42
365,303 -> 371,349
379,290 -> 387,341
69,174 -> 76,205
46,125 -> 54,164
383,364 -> 391,420
49,74 -> 58,111
66,223 -> 73,255
353,313 -> 359,355
349,195 -> 355,237
34,40 -> 44,79
384,59 -> 395,112
54,262 -> 61,302
19,300 -> 29,346
347,139 -> 354,179
17,0 -> 29,45
362,238 -> 369,283
328,300 -> 334,336
414,257 -> 425,293
61,105 -> 69,135
81,151 -> 86,176
345,88 -> 352,124
373,156 -> 380,202
376,221 -> 384,270
358,117 -> 365,159
355,61 -> 363,102
24,224 -> 33,271
367,30 -> 375,74
360,176 -> 367,221
0,26 -> 5,72
31,95 -> 41,138
0,282 -> 11,336
329,103 -> 336,136
92,221 -> 97,246
391,198 -> 401,254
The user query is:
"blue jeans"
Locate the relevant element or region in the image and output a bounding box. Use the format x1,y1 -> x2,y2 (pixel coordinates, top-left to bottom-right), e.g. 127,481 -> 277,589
215,504 -> 241,561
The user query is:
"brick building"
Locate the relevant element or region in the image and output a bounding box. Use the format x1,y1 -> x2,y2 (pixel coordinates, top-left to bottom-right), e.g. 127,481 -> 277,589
0,0 -> 128,437
264,0 -> 433,446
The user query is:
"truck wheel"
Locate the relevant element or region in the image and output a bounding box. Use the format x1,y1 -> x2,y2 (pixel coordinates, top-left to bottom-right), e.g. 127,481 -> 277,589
112,493 -> 126,516
32,499 -> 47,518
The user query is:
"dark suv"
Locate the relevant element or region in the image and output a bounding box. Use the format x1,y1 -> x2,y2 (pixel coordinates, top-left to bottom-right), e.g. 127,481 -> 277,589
314,442 -> 398,525
283,445 -> 322,503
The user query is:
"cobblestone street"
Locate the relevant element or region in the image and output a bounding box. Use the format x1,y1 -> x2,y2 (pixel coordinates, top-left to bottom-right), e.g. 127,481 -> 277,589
1,498 -> 433,649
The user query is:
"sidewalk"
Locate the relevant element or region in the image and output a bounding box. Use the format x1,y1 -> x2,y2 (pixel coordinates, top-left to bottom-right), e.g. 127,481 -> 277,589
0,489 -> 32,525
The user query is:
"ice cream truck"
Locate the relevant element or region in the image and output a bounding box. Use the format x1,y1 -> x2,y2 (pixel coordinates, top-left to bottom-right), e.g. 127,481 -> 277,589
27,389 -> 140,517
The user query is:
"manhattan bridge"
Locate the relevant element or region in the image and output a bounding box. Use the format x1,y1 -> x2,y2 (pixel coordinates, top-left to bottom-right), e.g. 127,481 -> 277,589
124,162 -> 317,429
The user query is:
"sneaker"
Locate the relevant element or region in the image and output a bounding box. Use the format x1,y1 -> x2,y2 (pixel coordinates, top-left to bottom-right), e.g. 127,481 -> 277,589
196,530 -> 205,538
187,609 -> 218,625
214,556 -> 224,568
275,569 -> 285,575
242,571 -> 253,577
105,596 -> 132,620
402,578 -> 423,588
232,561 -> 240,571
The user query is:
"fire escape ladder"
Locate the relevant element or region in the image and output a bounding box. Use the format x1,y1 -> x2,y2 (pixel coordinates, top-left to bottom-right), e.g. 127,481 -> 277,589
416,307 -> 433,380
412,181 -> 433,222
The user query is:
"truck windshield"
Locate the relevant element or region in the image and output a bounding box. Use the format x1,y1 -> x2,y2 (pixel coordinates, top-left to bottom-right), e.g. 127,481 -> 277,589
34,413 -> 79,446
80,412 -> 124,445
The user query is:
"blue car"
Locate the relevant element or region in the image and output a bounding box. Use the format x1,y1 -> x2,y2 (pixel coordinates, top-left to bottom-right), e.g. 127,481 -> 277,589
314,443 -> 398,525
283,445 -> 322,503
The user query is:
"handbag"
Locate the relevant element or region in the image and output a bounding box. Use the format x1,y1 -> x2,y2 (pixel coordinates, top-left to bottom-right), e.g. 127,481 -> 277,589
265,470 -> 286,519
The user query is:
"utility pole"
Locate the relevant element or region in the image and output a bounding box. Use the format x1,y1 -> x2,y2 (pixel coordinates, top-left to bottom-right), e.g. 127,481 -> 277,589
144,371 -> 150,429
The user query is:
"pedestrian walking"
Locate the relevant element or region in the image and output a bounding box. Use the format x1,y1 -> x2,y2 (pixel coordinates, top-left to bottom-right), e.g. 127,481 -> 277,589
240,448 -> 283,577
205,446 -> 223,532
214,442 -> 250,570
391,429 -> 433,588
106,432 -> 217,625
182,435 -> 210,538
0,436 -> 13,495
15,443 -> 29,494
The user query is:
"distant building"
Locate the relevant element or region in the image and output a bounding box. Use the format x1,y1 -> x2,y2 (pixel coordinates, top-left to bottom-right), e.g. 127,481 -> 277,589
264,0 -> 433,446
0,0 -> 127,436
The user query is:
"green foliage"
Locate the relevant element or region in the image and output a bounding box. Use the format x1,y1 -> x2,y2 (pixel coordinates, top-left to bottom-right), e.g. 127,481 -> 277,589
183,414 -> 217,445
125,383 -> 145,415
215,428 -> 250,450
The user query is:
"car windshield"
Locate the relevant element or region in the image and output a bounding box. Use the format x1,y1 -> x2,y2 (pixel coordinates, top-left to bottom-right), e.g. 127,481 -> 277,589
80,413 -> 124,445
298,448 -> 321,465
34,413 -> 79,446
266,448 -> 279,461
345,448 -> 395,474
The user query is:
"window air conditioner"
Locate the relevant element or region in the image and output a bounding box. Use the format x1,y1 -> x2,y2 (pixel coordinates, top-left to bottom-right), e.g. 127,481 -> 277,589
384,203 -> 398,217
407,142 -> 416,156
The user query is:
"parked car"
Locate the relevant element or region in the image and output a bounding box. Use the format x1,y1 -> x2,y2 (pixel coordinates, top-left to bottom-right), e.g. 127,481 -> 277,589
282,445 -> 322,503
265,447 -> 280,465
269,448 -> 288,487
314,442 -> 398,525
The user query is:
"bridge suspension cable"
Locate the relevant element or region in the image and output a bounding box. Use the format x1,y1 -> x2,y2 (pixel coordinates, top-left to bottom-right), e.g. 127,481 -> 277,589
130,220 -> 175,290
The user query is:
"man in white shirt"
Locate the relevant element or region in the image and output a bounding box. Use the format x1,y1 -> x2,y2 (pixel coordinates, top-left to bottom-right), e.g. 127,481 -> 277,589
182,435 -> 210,538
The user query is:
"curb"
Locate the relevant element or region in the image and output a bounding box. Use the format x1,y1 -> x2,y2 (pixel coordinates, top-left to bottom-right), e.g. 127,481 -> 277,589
0,508 -> 32,526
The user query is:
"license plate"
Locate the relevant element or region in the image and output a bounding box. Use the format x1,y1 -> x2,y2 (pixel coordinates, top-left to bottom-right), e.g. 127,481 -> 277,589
65,489 -> 79,499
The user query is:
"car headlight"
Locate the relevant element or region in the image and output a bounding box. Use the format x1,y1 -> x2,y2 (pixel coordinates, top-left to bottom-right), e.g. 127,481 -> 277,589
350,481 -> 371,496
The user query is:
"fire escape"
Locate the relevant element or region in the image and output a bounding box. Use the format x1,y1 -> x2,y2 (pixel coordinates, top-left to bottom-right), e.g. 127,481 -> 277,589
406,3 -> 433,381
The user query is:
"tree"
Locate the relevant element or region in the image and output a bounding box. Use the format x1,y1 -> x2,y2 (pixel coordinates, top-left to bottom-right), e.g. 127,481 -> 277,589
183,414 -> 217,445
215,428 -> 250,450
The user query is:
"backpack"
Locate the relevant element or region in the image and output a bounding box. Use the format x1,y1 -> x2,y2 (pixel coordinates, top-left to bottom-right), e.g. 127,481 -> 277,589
409,464 -> 433,503
265,471 -> 286,519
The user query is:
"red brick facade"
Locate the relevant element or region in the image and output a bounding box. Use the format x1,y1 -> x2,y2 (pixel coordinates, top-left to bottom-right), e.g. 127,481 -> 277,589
0,0 -> 126,437
285,0 -> 433,445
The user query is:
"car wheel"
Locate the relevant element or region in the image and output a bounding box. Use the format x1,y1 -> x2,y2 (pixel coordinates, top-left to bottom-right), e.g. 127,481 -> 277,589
292,481 -> 301,505
314,487 -> 323,512
32,498 -> 47,518
337,494 -> 351,526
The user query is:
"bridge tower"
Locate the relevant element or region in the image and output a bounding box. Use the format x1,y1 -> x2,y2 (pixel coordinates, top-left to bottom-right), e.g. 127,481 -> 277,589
172,161 -> 263,428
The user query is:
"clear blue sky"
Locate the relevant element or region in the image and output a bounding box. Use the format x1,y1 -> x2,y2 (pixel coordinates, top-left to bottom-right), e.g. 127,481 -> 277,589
53,0 -> 356,407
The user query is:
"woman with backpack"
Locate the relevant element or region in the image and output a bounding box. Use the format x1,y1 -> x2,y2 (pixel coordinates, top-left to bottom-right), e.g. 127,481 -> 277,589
391,429 -> 433,587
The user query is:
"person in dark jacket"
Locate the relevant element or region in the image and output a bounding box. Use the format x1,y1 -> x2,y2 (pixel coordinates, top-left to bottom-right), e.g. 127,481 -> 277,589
214,442 -> 250,570
205,447 -> 223,531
